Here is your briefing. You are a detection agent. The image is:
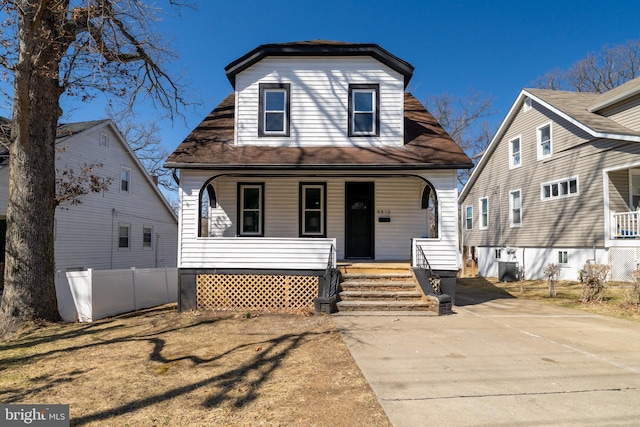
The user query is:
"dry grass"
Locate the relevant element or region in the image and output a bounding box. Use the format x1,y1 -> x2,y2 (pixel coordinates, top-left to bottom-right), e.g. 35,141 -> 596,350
458,276 -> 640,322
0,306 -> 391,427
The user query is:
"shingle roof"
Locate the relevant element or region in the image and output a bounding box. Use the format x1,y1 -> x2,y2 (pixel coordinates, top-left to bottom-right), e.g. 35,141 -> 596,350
165,93 -> 473,170
224,40 -> 415,89
526,89 -> 640,137
588,76 -> 640,112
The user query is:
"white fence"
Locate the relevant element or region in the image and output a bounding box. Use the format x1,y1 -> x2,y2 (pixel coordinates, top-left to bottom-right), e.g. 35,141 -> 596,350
55,267 -> 178,322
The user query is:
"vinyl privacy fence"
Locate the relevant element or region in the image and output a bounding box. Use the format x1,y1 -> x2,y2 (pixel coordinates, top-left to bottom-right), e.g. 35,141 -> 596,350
55,267 -> 178,322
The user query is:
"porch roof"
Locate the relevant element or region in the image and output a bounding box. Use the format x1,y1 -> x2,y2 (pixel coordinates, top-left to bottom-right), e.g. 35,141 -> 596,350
165,93 -> 473,170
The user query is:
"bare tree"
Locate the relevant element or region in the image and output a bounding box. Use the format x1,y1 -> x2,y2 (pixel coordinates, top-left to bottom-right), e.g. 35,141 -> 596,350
533,40 -> 640,93
424,90 -> 496,185
0,0 -> 188,339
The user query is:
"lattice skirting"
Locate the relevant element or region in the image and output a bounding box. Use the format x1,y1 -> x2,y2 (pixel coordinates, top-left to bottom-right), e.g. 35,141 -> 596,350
196,274 -> 318,311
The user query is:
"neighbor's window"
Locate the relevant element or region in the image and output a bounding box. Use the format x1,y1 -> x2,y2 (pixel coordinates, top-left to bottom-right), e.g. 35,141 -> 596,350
143,226 -> 153,248
99,133 -> 109,148
510,190 -> 521,227
558,250 -> 568,264
480,197 -> 489,229
541,177 -> 578,200
509,136 -> 521,168
120,167 -> 131,193
118,224 -> 130,249
349,84 -> 379,136
537,123 -> 552,159
238,183 -> 264,236
495,248 -> 502,259
259,83 -> 290,136
465,206 -> 473,230
300,183 -> 326,236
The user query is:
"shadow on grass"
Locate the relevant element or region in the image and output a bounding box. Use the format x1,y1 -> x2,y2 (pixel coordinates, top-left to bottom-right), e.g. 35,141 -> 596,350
455,277 -> 517,306
0,305 -> 333,426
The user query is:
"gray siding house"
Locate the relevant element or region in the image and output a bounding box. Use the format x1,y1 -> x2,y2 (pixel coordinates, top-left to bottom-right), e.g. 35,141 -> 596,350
460,77 -> 640,281
165,41 -> 473,312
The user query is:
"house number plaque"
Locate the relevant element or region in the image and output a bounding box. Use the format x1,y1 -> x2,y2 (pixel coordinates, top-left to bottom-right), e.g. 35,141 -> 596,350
377,209 -> 391,215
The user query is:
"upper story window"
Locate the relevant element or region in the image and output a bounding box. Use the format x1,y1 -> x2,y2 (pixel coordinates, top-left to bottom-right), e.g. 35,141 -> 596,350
541,177 -> 578,200
259,83 -> 290,137
480,197 -> 488,229
238,183 -> 264,236
510,190 -> 522,227
509,136 -> 521,169
349,84 -> 379,137
99,133 -> 109,148
120,167 -> 131,193
465,206 -> 473,230
537,123 -> 552,160
143,226 -> 153,249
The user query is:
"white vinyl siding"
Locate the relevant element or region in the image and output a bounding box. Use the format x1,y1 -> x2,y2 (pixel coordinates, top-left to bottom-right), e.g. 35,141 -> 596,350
234,57 -> 404,147
179,170 -> 459,269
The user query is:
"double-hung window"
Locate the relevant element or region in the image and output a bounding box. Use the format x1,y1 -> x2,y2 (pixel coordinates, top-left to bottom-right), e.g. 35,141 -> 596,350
509,136 -> 521,168
465,206 -> 473,230
349,84 -> 379,136
118,224 -> 130,249
510,190 -> 522,227
143,226 -> 153,249
238,183 -> 264,236
480,197 -> 488,229
537,123 -> 552,159
120,167 -> 131,193
259,83 -> 290,136
300,183 -> 326,237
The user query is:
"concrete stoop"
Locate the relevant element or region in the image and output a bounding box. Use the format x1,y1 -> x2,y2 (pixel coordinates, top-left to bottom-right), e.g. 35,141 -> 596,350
335,263 -> 439,314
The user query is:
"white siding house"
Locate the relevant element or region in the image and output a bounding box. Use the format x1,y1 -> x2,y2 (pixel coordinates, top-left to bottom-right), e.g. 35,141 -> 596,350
0,119 -> 178,279
165,41 -> 472,312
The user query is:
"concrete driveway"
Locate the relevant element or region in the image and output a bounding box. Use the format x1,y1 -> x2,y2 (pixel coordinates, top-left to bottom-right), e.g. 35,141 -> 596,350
332,286 -> 640,427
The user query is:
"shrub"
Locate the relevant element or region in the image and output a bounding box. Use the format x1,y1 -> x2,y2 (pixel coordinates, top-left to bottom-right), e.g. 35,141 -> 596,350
543,263 -> 561,297
579,263 -> 610,303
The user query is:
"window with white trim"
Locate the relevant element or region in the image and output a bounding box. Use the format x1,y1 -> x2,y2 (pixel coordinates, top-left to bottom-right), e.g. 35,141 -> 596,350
480,197 -> 488,229
143,226 -> 153,249
99,133 -> 109,148
509,136 -> 521,168
537,123 -> 552,159
300,183 -> 326,236
465,205 -> 473,230
120,167 -> 131,193
238,183 -> 264,236
510,190 -> 522,227
118,224 -> 130,249
259,83 -> 290,136
349,84 -> 379,136
541,177 -> 578,200
558,250 -> 568,264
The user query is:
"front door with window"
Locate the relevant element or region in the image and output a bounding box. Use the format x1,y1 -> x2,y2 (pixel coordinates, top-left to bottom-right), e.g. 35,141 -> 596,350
345,182 -> 374,258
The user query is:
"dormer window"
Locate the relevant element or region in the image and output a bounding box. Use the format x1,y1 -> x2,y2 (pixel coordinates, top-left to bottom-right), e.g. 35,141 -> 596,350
259,83 -> 290,136
349,84 -> 379,136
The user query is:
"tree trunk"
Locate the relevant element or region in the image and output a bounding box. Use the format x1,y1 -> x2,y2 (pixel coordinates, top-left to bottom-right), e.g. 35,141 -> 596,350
0,2 -> 66,338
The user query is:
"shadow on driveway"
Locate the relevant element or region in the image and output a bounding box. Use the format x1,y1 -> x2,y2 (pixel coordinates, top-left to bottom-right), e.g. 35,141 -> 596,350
455,277 -> 517,306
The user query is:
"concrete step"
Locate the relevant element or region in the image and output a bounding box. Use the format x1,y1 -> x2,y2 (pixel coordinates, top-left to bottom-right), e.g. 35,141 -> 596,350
341,272 -> 413,280
336,300 -> 433,312
339,290 -> 424,301
340,281 -> 417,292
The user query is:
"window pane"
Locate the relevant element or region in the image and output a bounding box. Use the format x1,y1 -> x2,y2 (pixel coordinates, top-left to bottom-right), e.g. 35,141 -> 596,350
243,188 -> 260,209
552,183 -> 558,196
305,188 -> 321,209
540,125 -> 550,142
353,91 -> 373,111
265,91 -> 285,111
242,212 -> 259,233
354,113 -> 373,133
569,179 -> 577,194
265,112 -> 284,132
513,209 -> 521,224
305,212 -> 321,233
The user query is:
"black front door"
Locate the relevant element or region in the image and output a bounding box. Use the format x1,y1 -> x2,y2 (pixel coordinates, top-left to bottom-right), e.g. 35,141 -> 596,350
345,182 -> 374,258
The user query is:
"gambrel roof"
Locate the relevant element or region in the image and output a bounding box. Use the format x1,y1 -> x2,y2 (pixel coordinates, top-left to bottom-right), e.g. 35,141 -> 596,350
165,92 -> 473,170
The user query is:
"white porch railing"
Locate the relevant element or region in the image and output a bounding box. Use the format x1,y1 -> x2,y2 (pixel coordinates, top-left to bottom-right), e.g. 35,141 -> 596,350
612,211 -> 640,238
180,237 -> 337,270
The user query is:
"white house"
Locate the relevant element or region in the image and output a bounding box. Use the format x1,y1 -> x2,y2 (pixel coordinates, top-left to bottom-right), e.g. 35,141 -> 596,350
0,119 -> 178,283
165,41 -> 473,312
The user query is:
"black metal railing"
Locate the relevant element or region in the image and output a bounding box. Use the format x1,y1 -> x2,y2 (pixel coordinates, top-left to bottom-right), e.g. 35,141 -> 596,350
321,244 -> 339,298
415,244 -> 441,295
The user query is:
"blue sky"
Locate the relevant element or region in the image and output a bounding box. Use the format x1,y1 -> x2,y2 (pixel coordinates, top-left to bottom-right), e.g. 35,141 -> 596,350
62,0 -> 640,164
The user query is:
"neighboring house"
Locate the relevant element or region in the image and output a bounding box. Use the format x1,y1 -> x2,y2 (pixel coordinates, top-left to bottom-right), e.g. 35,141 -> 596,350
459,76 -> 640,282
165,40 -> 472,312
0,119 -> 178,278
